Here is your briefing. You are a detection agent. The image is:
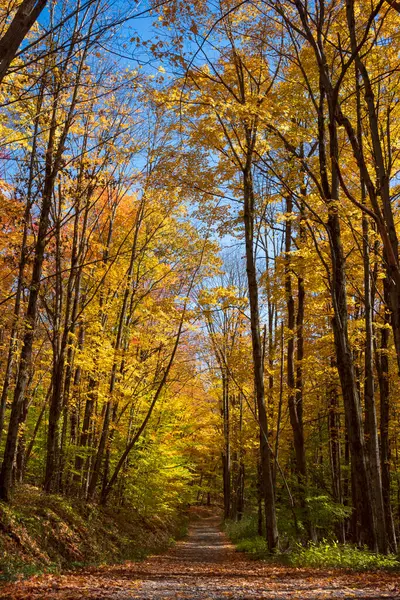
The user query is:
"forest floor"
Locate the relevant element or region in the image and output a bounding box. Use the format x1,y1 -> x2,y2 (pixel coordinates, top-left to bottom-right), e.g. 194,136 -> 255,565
0,485 -> 186,587
0,512 -> 399,599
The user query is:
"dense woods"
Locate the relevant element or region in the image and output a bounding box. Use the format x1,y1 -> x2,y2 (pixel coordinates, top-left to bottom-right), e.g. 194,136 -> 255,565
1,0 -> 400,571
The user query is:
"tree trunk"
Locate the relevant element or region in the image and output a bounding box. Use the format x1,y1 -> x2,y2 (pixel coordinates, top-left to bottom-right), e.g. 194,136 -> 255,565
327,363 -> 345,542
284,196 -> 307,488
0,98 -> 59,501
243,162 -> 278,552
362,211 -> 387,553
321,79 -> 377,550
377,281 -> 397,552
222,370 -> 231,520
0,0 -> 47,84
328,206 -> 376,549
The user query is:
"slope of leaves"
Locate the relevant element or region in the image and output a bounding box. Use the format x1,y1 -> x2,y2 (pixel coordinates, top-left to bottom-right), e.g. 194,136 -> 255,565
0,485 -> 187,582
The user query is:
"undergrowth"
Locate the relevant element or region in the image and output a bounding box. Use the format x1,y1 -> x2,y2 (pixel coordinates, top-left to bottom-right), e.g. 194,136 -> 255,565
225,515 -> 400,571
291,541 -> 399,570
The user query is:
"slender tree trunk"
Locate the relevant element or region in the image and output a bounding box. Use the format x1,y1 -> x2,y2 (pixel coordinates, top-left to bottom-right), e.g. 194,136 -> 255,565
222,370 -> 231,519
24,385 -> 51,474
0,82 -> 44,445
243,161 -> 278,552
284,196 -> 307,488
273,322 -> 284,487
354,64 -> 387,553
0,96 -> 60,501
45,206 -> 65,493
362,211 -> 387,553
377,282 -> 397,552
284,194 -> 311,539
236,392 -> 244,521
88,198 -> 143,500
74,376 -> 96,491
328,363 -> 345,542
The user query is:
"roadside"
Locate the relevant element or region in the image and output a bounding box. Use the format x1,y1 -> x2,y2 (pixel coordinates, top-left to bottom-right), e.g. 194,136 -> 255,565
0,485 -> 187,583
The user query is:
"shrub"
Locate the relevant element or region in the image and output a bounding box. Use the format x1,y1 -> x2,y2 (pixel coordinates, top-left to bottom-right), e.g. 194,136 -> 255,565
225,514 -> 400,571
224,515 -> 259,543
305,496 -> 352,532
292,541 -> 400,571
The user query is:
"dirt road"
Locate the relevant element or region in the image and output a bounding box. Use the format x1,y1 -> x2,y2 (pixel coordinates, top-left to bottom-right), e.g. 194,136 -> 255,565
1,515 -> 399,599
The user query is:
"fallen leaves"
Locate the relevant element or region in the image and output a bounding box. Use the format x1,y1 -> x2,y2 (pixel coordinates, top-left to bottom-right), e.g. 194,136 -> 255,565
0,517 -> 399,599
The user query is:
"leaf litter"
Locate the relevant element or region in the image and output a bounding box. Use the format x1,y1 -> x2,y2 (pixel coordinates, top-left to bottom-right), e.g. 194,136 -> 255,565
0,516 -> 398,599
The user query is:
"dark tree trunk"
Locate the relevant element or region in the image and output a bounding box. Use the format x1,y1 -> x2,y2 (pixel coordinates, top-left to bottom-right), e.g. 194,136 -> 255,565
0,0 -> 47,83
362,210 -> 387,553
377,281 -> 397,552
317,76 -> 377,549
328,207 -> 376,549
284,196 -> 307,486
243,162 -> 278,552
327,364 -> 345,542
222,371 -> 231,520
74,376 -> 96,490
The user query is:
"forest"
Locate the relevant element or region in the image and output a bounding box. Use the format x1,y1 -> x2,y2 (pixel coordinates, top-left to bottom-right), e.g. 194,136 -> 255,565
1,0 -> 400,597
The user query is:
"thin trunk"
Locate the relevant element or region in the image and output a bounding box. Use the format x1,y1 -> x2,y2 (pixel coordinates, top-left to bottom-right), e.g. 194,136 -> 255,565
377,282 -> 397,551
321,79 -> 376,550
0,82 -> 44,445
243,161 -> 278,552
236,392 -> 244,521
0,92 -> 60,501
273,322 -> 284,487
355,63 -> 387,552
222,370 -> 231,520
362,210 -> 387,552
88,197 -> 144,500
24,387 -> 50,473
74,376 -> 96,490
285,195 -> 307,487
328,365 -> 345,542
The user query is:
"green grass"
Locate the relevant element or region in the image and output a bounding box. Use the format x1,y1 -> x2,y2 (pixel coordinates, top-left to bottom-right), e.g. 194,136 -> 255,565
291,541 -> 400,570
225,515 -> 400,571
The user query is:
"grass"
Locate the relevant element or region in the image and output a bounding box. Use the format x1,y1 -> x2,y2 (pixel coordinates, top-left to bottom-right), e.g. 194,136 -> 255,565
225,515 -> 400,571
